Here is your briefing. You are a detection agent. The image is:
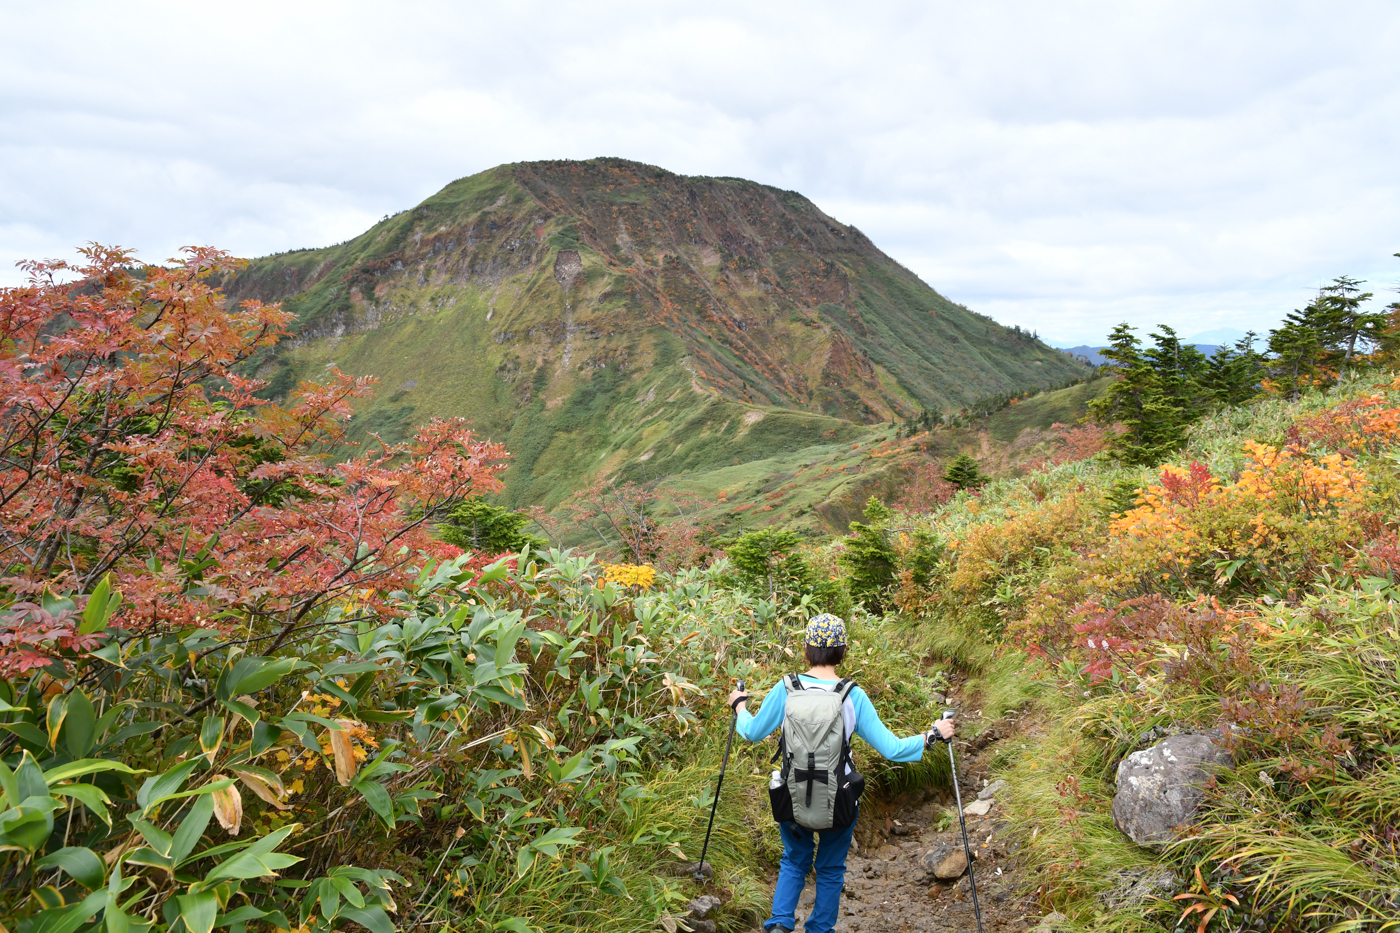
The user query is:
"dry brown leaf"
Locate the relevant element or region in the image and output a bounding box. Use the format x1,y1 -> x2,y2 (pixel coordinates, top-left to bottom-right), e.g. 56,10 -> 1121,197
235,769 -> 291,811
211,778 -> 243,836
329,719 -> 358,786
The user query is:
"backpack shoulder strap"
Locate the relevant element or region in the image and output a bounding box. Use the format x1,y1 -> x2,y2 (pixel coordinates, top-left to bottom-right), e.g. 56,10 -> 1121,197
833,678 -> 857,702
786,673 -> 805,692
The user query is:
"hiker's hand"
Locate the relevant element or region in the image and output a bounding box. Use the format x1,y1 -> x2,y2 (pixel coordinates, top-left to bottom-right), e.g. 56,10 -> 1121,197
932,718 -> 955,740
727,688 -> 749,712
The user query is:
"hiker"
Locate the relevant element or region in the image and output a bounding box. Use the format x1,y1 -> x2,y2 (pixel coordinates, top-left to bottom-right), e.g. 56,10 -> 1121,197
726,613 -> 954,933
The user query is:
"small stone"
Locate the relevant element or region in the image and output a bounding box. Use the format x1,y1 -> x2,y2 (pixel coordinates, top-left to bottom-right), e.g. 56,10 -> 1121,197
668,860 -> 713,879
962,798 -> 993,817
977,780 -> 1007,801
687,895 -> 721,920
932,847 -> 968,880
1032,911 -> 1068,933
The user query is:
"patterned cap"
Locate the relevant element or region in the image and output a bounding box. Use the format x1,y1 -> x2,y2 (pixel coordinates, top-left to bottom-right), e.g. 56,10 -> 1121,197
805,613 -> 847,648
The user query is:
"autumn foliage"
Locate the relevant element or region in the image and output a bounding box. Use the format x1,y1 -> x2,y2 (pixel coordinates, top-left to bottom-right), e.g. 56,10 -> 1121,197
0,245 -> 506,672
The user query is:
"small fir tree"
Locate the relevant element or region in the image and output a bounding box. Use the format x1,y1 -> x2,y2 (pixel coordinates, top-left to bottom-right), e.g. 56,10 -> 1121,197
838,497 -> 898,614
942,454 -> 987,490
439,497 -> 546,554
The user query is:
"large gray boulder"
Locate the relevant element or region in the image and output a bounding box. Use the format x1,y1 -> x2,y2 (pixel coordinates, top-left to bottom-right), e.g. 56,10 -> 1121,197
1112,732 -> 1231,848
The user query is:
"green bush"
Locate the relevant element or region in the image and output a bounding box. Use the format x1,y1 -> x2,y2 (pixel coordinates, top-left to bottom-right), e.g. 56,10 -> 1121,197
838,498 -> 898,614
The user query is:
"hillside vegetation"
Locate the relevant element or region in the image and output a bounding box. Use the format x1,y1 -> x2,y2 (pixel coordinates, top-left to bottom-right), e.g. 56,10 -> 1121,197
891,367 -> 1400,930
221,158 -> 1088,519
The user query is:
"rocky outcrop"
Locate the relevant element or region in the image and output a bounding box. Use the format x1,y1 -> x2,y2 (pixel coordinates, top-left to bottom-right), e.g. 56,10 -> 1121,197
1112,732 -> 1231,848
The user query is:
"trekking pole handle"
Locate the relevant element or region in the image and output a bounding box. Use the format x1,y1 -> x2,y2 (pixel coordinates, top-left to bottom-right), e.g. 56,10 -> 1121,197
936,709 -> 955,743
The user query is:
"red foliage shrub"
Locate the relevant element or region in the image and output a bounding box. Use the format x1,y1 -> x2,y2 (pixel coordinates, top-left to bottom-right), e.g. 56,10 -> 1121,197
0,245 -> 508,668
1025,422 -> 1114,471
1065,595 -> 1254,690
895,458 -> 957,514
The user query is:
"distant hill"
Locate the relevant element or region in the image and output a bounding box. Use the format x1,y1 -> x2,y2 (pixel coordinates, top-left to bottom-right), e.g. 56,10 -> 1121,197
226,158 -> 1091,521
1055,342 -> 1227,367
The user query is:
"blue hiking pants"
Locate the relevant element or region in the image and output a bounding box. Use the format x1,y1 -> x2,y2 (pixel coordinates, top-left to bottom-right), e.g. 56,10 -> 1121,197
763,816 -> 857,933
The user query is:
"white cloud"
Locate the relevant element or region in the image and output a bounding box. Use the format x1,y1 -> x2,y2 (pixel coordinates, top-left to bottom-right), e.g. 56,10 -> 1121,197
2,0 -> 1398,344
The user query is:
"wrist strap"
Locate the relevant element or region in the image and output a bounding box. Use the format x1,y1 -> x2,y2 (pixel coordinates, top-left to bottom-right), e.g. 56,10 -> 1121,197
730,694 -> 747,711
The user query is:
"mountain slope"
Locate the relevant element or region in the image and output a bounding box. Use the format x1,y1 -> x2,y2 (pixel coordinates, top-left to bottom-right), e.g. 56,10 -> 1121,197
226,158 -> 1089,513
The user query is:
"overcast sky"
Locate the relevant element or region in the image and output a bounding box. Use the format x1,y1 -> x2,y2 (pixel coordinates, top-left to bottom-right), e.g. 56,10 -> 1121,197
3,1 -> 1398,344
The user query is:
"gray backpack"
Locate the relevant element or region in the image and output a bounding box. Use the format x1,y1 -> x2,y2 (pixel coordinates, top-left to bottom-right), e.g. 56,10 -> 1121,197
768,675 -> 865,831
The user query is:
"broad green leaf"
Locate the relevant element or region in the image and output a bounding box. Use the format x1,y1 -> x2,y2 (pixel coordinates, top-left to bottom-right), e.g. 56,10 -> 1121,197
170,793 -> 215,865
123,847 -> 174,872
64,690 -> 97,757
529,825 -> 583,856
177,891 -> 219,933
329,876 -> 365,909
44,759 -> 146,784
51,783 -> 113,826
128,816 -> 173,855
32,883 -> 64,909
36,846 -> 105,889
215,906 -> 267,927
137,758 -> 201,813
232,658 -> 300,696
250,720 -> 281,756
80,575 -> 121,635
200,824 -> 301,885
29,888 -> 107,933
353,780 -> 392,825
47,694 -> 69,749
0,720 -> 51,750
219,697 -> 259,727
16,750 -> 49,798
199,716 -> 225,765
340,906 -> 393,933
475,557 -> 512,585
142,778 -> 234,817
314,878 -> 340,921
516,846 -> 536,877
0,757 -> 19,807
0,696 -> 30,712
357,709 -> 413,724
101,721 -> 162,747
494,919 -> 537,933
105,899 -> 130,933
494,622 -> 526,668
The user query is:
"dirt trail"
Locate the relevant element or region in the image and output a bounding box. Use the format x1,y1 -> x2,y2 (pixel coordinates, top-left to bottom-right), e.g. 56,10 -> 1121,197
740,695 -> 1050,933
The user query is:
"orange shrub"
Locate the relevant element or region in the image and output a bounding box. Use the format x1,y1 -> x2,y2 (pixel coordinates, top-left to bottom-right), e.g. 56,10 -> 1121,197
942,493 -> 1101,630
1109,442 -> 1371,596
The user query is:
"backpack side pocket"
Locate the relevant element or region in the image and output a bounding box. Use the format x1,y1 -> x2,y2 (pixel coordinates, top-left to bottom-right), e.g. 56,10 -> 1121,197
832,768 -> 864,830
769,780 -> 794,823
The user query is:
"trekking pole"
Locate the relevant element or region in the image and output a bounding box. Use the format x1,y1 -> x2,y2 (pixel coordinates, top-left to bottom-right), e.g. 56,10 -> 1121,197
940,709 -> 984,933
695,679 -> 743,884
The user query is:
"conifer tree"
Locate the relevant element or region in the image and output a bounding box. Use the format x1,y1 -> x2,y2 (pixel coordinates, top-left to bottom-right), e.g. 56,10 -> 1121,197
838,497 -> 898,613
1089,324 -> 1189,465
1203,332 -> 1266,406
942,453 -> 987,490
439,497 -> 546,554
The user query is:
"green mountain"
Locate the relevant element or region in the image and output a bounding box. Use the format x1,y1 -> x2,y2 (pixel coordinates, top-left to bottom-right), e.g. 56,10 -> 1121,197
226,158 -> 1089,520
